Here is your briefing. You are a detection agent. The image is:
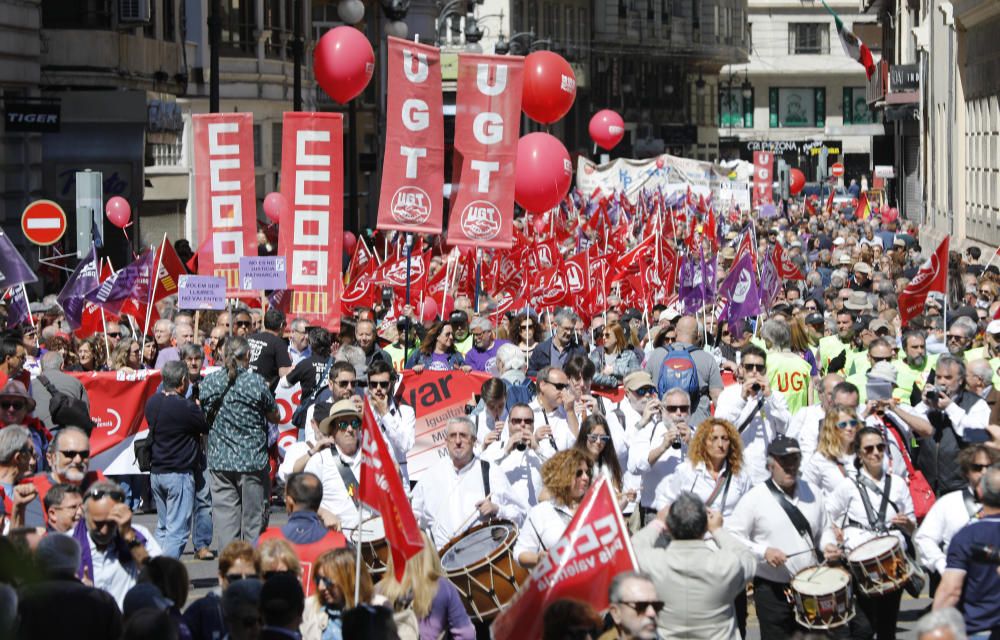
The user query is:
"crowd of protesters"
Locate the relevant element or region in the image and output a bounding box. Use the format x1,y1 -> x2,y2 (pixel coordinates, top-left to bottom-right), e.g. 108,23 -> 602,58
0,198 -> 997,640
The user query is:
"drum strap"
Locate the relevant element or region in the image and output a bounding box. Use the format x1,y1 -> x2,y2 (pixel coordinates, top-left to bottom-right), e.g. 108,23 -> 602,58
962,487 -> 982,520
480,459 -> 491,498
335,453 -> 361,508
764,480 -> 815,549
855,475 -> 893,532
736,399 -> 764,435
702,466 -> 732,510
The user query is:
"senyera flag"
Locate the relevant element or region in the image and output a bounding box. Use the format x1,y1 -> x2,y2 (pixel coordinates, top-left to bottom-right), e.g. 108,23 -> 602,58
899,236 -> 949,327
491,475 -> 638,640
446,53 -> 523,249
278,112 -> 344,332
377,38 -> 445,235
359,401 -> 424,580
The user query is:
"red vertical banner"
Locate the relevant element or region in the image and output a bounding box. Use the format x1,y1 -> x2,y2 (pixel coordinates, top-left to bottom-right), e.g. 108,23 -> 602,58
446,54 -> 523,249
752,151 -> 774,208
377,38 -> 445,234
277,112 -> 344,332
192,113 -> 259,294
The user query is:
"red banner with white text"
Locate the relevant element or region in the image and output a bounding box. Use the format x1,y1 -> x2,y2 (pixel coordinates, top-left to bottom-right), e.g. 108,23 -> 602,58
899,236 -> 949,327
491,476 -> 639,640
278,112 -> 344,332
752,151 -> 774,208
446,53 -> 523,249
378,38 -> 445,235
192,113 -> 258,294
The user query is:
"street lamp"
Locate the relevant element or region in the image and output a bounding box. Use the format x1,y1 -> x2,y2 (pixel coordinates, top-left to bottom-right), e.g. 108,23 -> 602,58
741,70 -> 752,99
494,31 -> 551,55
695,74 -> 707,96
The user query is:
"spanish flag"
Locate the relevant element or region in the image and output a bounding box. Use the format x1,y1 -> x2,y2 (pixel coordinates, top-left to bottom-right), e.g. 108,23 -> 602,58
855,192 -> 872,221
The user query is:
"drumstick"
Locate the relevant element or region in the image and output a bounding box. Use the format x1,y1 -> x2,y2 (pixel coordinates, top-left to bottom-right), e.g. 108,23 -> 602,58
457,493 -> 493,534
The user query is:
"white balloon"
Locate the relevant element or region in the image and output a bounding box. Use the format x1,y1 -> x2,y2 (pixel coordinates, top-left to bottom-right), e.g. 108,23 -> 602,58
385,20 -> 408,39
337,0 -> 365,24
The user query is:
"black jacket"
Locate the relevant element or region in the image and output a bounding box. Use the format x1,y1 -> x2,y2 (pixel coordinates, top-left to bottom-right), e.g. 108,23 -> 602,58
18,576 -> 122,640
914,389 -> 983,495
526,337 -> 587,377
145,392 -> 210,473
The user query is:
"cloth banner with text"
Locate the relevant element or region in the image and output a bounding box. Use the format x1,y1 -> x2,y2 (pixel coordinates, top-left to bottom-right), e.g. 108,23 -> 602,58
575,154 -> 719,202
899,235 -> 949,327
446,54 -> 523,249
377,38 -> 445,235
278,112 -> 344,332
752,151 -> 774,208
193,113 -> 258,295
491,475 -> 639,640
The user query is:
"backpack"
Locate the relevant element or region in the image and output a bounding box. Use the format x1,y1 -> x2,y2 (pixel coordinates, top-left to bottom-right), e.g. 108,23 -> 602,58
37,375 -> 95,434
656,345 -> 701,399
504,377 -> 536,409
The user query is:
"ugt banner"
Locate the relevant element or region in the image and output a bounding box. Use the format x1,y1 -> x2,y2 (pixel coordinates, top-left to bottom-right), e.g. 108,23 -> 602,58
899,235 -> 949,327
752,151 -> 774,208
377,38 -> 445,235
278,112 -> 344,332
446,53 -> 523,249
492,476 -> 638,640
192,113 -> 258,294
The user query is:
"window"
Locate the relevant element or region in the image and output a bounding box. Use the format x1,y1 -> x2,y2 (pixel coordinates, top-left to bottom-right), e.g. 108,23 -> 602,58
43,0 -> 112,28
253,124 -> 262,167
222,0 -> 256,56
769,88 -> 826,128
163,0 -> 176,41
719,87 -> 753,128
843,87 -> 873,124
788,23 -> 829,55
271,123 -> 283,168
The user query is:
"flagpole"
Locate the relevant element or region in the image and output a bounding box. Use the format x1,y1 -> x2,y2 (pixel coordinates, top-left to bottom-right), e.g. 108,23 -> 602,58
20,284 -> 38,346
140,234 -> 168,357
403,233 -> 413,365
473,248 -> 481,314
354,446 -> 364,606
99,306 -> 111,362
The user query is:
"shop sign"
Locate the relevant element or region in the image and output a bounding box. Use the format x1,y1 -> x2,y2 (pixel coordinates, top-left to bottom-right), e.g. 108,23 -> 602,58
4,100 -> 61,133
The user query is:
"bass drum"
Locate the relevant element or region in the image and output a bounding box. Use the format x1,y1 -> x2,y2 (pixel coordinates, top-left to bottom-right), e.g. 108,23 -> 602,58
846,535 -> 912,596
789,565 -> 855,630
348,516 -> 388,576
438,520 -> 528,622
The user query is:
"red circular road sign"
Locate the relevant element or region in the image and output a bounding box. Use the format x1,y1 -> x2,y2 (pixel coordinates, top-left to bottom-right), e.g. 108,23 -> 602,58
21,199 -> 67,246
831,163 -> 845,178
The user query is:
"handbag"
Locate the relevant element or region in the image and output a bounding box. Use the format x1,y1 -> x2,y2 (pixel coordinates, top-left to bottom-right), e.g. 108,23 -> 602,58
134,394 -> 163,473
883,420 -> 936,521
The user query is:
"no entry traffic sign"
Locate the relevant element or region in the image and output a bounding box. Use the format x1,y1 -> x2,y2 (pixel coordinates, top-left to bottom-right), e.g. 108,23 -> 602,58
21,199 -> 67,246
831,163 -> 845,178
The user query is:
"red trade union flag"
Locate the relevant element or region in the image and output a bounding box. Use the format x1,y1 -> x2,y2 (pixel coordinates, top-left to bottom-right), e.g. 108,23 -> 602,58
359,402 -> 424,581
346,236 -> 376,284
446,54 -> 523,249
151,237 -> 188,302
733,230 -> 758,274
752,151 -> 774,208
899,236 -> 949,327
377,38 -> 445,234
491,476 -> 638,640
771,241 -> 805,281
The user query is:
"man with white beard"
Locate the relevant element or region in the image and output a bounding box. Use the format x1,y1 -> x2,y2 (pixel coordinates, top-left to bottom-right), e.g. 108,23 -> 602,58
29,427 -> 104,509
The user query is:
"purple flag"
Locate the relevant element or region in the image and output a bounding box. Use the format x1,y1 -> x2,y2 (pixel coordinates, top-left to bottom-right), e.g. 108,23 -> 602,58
3,286 -> 30,329
677,251 -> 703,314
0,233 -> 38,290
702,250 -> 718,302
57,245 -> 101,330
759,247 -> 782,309
718,252 -> 761,325
85,249 -> 156,316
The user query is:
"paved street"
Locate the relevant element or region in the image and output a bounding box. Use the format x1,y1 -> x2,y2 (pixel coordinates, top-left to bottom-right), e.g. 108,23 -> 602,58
137,510 -> 934,638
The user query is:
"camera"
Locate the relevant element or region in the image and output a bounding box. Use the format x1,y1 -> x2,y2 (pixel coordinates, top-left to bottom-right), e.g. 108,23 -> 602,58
925,386 -> 941,403
751,383 -> 762,394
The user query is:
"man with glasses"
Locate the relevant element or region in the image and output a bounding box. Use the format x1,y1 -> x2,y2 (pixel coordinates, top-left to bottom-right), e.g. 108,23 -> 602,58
0,425 -> 43,527
644,315 -> 723,429
412,416 -> 525,548
480,403 -> 545,509
43,483 -> 83,533
628,386 -> 691,526
232,310 -> 253,338
449,310 -> 474,355
30,426 -> 102,511
631,493 -> 754,639
366,359 -> 416,485
716,345 -> 792,483
464,316 -> 509,375
305,361 -> 362,428
75,479 -> 162,608
530,366 -> 578,458
945,316 -> 978,359
104,321 -> 123,350
527,309 -> 586,377
845,337 -> 895,404
287,318 -> 311,365
303,401 -> 368,534
602,571 -> 662,640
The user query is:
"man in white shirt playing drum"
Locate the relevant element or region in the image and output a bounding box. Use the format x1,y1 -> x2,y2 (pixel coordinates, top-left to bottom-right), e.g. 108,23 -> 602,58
480,403 -> 545,509
412,416 -> 527,549
302,400 -> 366,531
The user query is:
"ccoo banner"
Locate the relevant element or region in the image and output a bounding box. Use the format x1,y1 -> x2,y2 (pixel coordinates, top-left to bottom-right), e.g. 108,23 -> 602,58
278,112 -> 344,332
377,38 -> 445,235
446,53 -> 523,249
192,113 -> 259,295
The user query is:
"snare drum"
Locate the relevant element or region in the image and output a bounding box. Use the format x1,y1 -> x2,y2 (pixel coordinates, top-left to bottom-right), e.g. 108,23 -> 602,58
789,566 -> 855,629
439,520 -> 528,622
349,517 -> 388,576
846,535 -> 912,596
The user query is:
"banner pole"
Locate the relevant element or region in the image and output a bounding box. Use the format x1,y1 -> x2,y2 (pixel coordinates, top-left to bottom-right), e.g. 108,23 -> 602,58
140,234 -> 168,349
473,248 -> 481,313
100,306 -> 111,362
403,233 -> 413,365
354,470 -> 364,606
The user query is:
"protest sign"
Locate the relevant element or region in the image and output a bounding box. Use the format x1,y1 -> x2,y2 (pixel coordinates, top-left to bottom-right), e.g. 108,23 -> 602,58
240,256 -> 287,290
177,275 -> 227,310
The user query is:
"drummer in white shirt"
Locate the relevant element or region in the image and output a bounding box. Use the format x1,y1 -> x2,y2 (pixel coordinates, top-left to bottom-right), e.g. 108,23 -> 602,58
529,366 -> 579,457
609,371 -> 664,525
802,407 -> 860,497
412,416 -> 527,549
302,400 -> 368,531
726,437 -> 841,640
663,417 -> 753,518
628,380 -> 689,525
480,403 -> 545,509
824,426 -> 916,640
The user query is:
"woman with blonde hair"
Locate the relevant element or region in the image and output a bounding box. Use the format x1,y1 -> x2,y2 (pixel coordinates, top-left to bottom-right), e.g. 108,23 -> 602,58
663,418 -> 752,518
803,406 -> 860,497
378,531 -> 475,640
588,322 -> 641,389
109,338 -> 143,372
789,315 -> 819,376
257,537 -> 302,579
302,547 -> 376,640
514,448 -> 593,568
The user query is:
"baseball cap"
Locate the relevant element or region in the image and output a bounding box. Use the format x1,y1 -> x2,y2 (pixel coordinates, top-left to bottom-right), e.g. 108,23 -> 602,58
623,371 -> 655,392
868,319 -> 892,335
805,312 -> 825,327
767,436 -> 801,458
854,262 -> 872,275
987,320 -> 1000,335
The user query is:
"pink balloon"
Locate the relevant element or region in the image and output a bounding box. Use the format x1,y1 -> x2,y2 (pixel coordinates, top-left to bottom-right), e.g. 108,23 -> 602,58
105,196 -> 131,229
420,297 -> 439,323
343,231 -> 357,256
655,157 -> 665,169
514,133 -> 572,213
789,168 -> 806,196
522,51 -> 576,124
263,192 -> 288,224
589,110 -> 625,151
314,26 -> 374,104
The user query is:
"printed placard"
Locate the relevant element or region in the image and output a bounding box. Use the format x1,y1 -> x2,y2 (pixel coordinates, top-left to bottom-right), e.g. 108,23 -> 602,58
177,275 -> 227,310
239,256 -> 287,290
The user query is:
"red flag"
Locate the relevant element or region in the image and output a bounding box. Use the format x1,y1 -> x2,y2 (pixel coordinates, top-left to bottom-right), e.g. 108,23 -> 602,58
825,187 -> 836,214
152,237 -> 188,303
854,191 -> 871,220
346,236 -> 376,284
771,241 -> 805,281
491,476 -> 638,640
359,402 -> 424,581
732,230 -> 758,274
705,206 -> 718,252
899,236 -> 950,327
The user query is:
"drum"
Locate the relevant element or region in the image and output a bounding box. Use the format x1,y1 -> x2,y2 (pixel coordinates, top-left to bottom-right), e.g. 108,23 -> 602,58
846,535 -> 912,596
789,566 -> 855,629
439,520 -> 528,622
349,517 -> 388,576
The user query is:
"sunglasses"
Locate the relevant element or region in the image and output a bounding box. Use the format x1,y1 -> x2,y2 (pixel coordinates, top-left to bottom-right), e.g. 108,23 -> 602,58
619,600 -> 666,614
836,419 -> 861,430
969,463 -> 990,473
587,434 -> 610,444
870,355 -> 893,363
744,362 -> 766,372
334,380 -> 357,388
0,401 -> 25,411
59,449 -> 90,460
87,488 -> 125,502
543,380 -> 569,391
946,334 -> 967,342
235,321 -> 252,327
862,443 -> 887,454
368,379 -> 391,389
106,332 -> 121,338
334,418 -> 362,431
634,386 -> 658,397
226,573 -> 259,583
263,570 -> 295,580
509,417 -> 534,424
575,468 -> 592,478
665,405 -> 690,413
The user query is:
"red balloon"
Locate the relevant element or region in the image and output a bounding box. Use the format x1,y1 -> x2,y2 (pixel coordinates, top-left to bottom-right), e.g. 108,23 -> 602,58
263,192 -> 288,224
314,26 -> 374,104
105,196 -> 131,229
655,157 -> 665,169
343,231 -> 357,256
420,297 -> 439,323
789,168 -> 806,196
514,133 -> 572,213
522,51 -> 576,124
532,214 -> 548,235
589,110 -> 625,151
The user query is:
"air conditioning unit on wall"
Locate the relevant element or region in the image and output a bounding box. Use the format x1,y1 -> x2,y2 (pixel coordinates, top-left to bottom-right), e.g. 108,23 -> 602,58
120,0 -> 151,23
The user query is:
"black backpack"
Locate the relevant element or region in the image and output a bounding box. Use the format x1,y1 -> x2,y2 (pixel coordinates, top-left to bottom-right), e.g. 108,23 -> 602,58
37,375 -> 95,434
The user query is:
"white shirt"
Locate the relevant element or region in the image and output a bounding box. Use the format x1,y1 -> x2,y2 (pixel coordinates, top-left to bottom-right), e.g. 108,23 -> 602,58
412,455 -> 527,549
529,400 -> 576,456
663,460 -> 753,518
861,412 -> 912,481
627,418 -> 687,509
727,479 -> 831,583
89,524 -> 161,609
714,386 -> 791,483
905,396 -> 991,441
914,487 -> 981,574
787,403 -> 825,462
480,444 -> 545,509
370,401 -> 416,482
824,469 -> 914,552
472,409 -> 507,450
304,446 -> 366,530
802,452 -> 856,499
277,440 -> 313,484
605,398 -> 649,504
514,499 -> 575,561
